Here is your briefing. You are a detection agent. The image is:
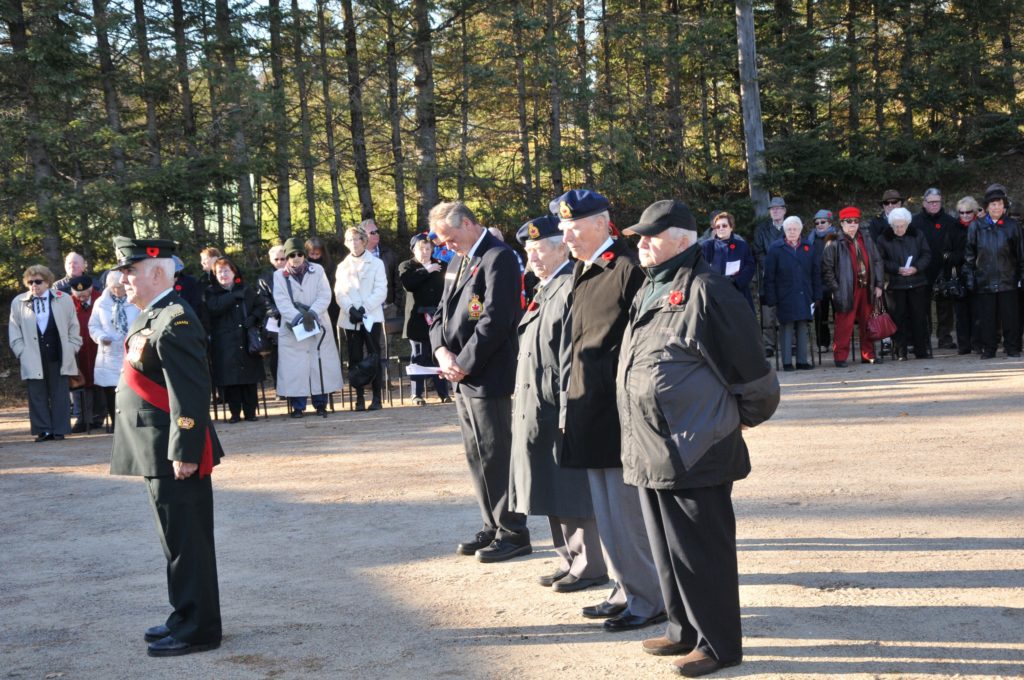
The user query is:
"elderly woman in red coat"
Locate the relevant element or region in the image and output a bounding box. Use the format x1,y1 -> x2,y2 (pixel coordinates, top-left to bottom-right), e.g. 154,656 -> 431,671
68,275 -> 104,432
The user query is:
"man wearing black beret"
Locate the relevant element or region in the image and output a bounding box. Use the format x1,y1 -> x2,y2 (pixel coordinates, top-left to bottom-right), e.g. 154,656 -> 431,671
618,200 -> 780,676
555,189 -> 666,632
108,236 -> 224,657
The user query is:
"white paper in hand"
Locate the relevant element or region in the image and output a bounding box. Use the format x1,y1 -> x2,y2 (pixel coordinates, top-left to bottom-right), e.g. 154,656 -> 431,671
265,317 -> 280,334
406,364 -> 442,376
292,320 -> 321,342
725,260 -> 741,277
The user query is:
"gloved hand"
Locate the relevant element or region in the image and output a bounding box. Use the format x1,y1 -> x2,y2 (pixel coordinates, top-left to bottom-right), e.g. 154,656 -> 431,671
348,307 -> 365,325
301,309 -> 317,332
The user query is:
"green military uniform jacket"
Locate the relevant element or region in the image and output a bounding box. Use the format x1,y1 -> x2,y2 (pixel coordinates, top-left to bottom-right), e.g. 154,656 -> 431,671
110,290 -> 224,478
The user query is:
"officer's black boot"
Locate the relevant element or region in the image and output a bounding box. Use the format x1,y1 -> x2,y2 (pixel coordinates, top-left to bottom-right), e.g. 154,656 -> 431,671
355,389 -> 366,412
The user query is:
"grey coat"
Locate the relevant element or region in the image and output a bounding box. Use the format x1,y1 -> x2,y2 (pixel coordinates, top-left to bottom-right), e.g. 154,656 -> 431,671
509,265 -> 593,518
9,290 -> 82,380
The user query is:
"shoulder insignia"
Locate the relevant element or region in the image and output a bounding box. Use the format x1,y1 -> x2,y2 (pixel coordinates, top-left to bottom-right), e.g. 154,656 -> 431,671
174,320 -> 190,326
168,306 -> 185,319
177,416 -> 195,430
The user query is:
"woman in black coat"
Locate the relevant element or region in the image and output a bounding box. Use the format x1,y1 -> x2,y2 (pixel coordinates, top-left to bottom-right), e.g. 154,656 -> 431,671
876,208 -> 932,360
398,233 -> 450,405
944,197 -> 978,354
701,211 -> 756,311
205,258 -> 266,422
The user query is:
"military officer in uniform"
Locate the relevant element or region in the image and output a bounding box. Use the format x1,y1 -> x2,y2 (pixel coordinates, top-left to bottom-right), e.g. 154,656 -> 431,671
509,215 -> 608,592
109,237 -> 224,657
555,189 -> 666,631
428,200 -> 531,563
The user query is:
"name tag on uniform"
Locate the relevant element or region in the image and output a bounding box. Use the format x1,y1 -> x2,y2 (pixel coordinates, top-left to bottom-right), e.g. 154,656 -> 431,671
445,272 -> 457,280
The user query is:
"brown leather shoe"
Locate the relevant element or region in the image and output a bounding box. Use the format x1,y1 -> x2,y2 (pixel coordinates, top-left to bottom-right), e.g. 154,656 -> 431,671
642,636 -> 691,656
673,649 -> 741,677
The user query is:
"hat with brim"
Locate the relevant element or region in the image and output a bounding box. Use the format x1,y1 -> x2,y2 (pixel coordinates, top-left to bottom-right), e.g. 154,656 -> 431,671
282,237 -> 305,257
550,189 -> 610,222
623,200 -> 697,236
409,232 -> 430,250
69,275 -> 92,292
983,184 -> 1009,206
112,237 -> 177,270
769,197 -> 786,208
516,214 -> 562,245
880,189 -> 902,204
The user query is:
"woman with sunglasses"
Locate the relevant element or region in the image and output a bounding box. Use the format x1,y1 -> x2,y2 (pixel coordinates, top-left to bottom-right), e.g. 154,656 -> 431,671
273,238 -> 344,417
701,211 -> 756,311
8,265 -> 83,441
257,245 -> 288,386
941,197 -> 980,354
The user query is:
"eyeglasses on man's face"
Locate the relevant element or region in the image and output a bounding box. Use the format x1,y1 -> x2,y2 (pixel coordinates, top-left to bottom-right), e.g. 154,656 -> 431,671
814,220 -> 829,225
287,253 -> 305,259
27,279 -> 45,285
883,199 -> 901,206
841,218 -> 859,225
958,210 -> 975,215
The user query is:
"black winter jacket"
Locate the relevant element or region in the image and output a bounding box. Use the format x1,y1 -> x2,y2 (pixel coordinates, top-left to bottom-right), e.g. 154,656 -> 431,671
876,225 -> 932,290
205,282 -> 266,386
821,229 -> 884,313
963,217 -> 1024,294
910,209 -> 957,283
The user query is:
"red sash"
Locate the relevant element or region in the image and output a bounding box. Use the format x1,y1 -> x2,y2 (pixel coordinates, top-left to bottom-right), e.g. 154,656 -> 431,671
123,360 -> 213,478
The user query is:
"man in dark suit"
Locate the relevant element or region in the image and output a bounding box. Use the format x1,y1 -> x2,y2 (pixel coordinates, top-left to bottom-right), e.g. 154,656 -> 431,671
428,201 -> 530,563
556,189 -> 665,632
109,237 -> 224,657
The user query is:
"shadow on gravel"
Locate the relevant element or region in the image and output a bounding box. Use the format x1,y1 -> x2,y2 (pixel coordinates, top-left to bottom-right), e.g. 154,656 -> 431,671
738,536 -> 1024,552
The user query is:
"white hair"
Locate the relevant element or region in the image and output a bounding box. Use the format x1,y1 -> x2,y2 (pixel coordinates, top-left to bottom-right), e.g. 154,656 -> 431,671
268,245 -> 285,259
888,207 -> 913,226
782,216 -> 804,231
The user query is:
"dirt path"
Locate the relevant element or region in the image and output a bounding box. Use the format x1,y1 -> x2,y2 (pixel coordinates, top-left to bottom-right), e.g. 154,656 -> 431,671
1,352 -> 1022,679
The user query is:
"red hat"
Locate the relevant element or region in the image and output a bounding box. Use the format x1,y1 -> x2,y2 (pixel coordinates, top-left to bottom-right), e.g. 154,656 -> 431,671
838,206 -> 861,220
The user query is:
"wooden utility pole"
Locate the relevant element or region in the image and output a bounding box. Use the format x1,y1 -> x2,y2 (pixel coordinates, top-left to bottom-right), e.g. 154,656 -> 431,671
735,0 -> 769,217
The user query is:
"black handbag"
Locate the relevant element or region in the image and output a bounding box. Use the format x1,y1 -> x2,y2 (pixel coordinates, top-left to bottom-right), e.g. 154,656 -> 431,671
348,326 -> 379,388
933,271 -> 966,301
242,299 -> 270,355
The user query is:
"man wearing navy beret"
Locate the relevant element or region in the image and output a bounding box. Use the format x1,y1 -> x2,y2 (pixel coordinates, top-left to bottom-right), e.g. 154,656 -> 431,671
555,189 -> 666,632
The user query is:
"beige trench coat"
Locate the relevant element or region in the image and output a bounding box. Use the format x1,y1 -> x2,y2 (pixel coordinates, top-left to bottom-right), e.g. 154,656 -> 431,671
272,263 -> 344,397
8,290 -> 82,380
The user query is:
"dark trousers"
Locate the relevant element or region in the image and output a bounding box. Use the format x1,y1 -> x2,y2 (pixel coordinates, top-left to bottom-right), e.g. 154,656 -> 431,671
409,339 -> 449,399
26,359 -> 70,436
454,394 -> 528,542
887,286 -> 930,358
345,324 -> 382,399
934,297 -> 955,345
74,385 -> 106,427
223,383 -> 257,419
145,475 -> 221,645
954,295 -> 977,352
639,483 -> 742,665
975,290 -> 1020,355
103,386 -> 117,426
814,293 -> 832,348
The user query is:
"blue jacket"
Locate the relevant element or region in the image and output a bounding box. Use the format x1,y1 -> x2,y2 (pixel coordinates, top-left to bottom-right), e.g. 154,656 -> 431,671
763,239 -> 820,323
701,236 -> 755,310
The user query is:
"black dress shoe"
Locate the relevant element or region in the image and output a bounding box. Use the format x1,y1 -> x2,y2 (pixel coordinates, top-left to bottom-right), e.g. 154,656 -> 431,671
147,635 -> 220,657
476,539 -> 532,563
782,365 -> 794,372
440,396 -> 453,404
228,415 -> 240,423
144,624 -> 171,642
456,531 -> 495,556
603,611 -> 668,632
957,348 -> 971,355
290,409 -> 304,418
53,434 -> 64,440
834,360 -> 847,368
581,601 -> 627,619
70,421 -> 87,434
244,415 -> 258,422
367,399 -> 382,411
796,363 -> 813,370
538,568 -> 569,587
34,432 -> 53,443
552,574 -> 610,593
316,407 -> 328,418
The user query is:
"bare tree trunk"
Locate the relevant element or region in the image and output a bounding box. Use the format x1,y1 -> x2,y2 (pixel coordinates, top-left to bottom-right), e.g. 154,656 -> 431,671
512,1 -> 535,206
735,0 -> 769,216
805,0 -> 817,129
384,0 -> 409,239
575,0 -> 593,185
5,0 -> 61,269
133,0 -> 169,237
711,77 -> 723,163
545,0 -> 563,196
640,0 -> 655,159
664,0 -> 685,180
91,0 -> 135,236
898,2 -> 914,138
290,0 -> 317,234
200,2 -> 227,244
171,0 -> 206,240
1001,23 -> 1018,118
214,0 -> 259,255
458,11 -> 470,200
412,0 -> 438,225
600,0 -> 614,152
316,0 -> 344,236
341,0 -> 375,221
871,0 -> 883,137
269,0 -> 292,240
845,0 -> 860,155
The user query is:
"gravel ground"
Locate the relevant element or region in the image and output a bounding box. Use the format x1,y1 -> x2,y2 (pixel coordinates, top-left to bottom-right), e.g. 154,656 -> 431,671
1,350 -> 1022,679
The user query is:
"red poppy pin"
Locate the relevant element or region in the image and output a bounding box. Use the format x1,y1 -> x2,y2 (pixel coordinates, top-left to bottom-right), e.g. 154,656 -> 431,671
146,246 -> 159,257
174,284 -> 182,292
527,300 -> 539,312
601,251 -> 615,262
803,244 -> 810,252
234,277 -> 241,284
668,290 -> 684,306
54,291 -> 62,297
729,243 -> 736,250
934,223 -> 941,229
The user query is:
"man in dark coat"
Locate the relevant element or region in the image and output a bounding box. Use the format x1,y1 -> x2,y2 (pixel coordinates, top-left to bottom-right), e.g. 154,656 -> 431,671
428,201 -> 530,563
910,188 -> 958,349
751,196 -> 787,356
363,218 -> 404,323
109,237 -> 224,657
556,189 -> 665,632
868,189 -> 904,242
618,200 -> 780,677
509,214 -> 607,593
